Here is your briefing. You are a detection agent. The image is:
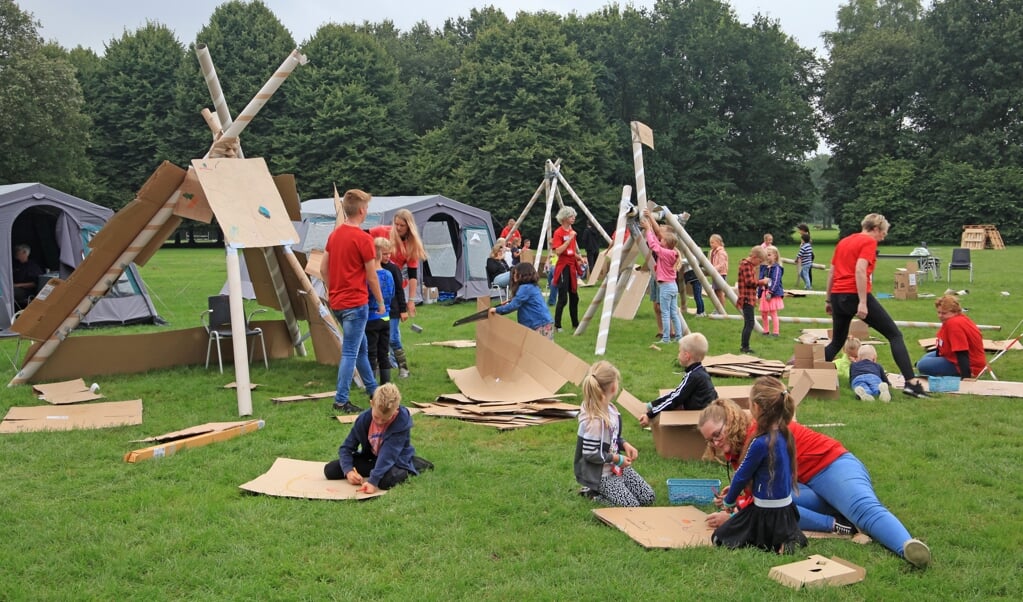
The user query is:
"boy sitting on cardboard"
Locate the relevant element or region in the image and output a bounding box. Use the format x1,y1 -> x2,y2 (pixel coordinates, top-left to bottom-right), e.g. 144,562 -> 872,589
639,332 -> 718,426
324,383 -> 433,493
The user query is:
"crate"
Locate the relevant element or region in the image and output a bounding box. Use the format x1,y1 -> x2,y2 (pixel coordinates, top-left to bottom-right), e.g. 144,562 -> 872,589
927,376 -> 961,393
666,478 -> 721,505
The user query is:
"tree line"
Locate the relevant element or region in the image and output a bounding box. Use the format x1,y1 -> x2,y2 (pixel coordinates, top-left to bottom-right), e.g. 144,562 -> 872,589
2,0 -> 1022,246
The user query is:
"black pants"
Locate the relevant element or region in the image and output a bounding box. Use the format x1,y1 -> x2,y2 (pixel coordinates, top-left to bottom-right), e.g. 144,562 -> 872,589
324,455 -> 408,490
824,293 -> 915,380
740,303 -> 755,349
555,268 -> 579,329
366,320 -> 391,385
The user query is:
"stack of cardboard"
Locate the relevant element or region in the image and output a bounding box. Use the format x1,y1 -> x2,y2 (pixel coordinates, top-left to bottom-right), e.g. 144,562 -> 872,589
702,353 -> 789,378
412,394 -> 579,430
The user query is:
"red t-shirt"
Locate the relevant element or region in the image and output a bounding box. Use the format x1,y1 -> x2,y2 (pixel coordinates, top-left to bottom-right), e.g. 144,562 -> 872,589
325,224 -> 375,310
936,313 -> 987,377
830,232 -> 877,294
738,421 -> 847,483
500,225 -> 522,246
369,225 -> 418,273
552,226 -> 579,266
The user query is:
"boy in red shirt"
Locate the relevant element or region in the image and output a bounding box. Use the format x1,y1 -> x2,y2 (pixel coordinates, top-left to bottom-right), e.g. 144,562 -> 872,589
322,189 -> 384,413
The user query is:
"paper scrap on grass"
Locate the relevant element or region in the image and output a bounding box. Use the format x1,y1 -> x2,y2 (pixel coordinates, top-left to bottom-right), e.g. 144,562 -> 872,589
239,457 -> 386,500
125,420 -> 264,463
0,400 -> 142,434
592,506 -> 714,549
446,313 -> 589,403
225,382 -> 260,390
32,378 -> 103,405
417,340 -> 477,348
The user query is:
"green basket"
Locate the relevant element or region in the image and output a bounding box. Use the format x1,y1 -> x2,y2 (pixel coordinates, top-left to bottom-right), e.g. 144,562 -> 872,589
666,478 -> 721,505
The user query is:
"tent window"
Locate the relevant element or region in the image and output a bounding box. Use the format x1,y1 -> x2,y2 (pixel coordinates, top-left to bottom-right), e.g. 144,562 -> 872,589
80,224 -> 100,254
422,219 -> 457,278
463,226 -> 491,281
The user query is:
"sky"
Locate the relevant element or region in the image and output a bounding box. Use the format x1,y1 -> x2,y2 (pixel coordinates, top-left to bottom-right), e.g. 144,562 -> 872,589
25,0 -> 850,56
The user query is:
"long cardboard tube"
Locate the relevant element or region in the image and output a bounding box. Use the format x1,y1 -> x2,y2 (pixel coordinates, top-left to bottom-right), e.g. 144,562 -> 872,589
218,49 -> 308,147
595,188 -> 632,355
554,167 -> 612,245
532,175 -> 558,273
226,247 -> 254,416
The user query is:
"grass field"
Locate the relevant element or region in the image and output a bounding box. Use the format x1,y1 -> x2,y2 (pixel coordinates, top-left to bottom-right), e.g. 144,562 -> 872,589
2,238 -> 1023,600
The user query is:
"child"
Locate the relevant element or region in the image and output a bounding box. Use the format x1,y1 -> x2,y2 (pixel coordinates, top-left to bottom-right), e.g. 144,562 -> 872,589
489,263 -> 555,339
758,245 -> 785,337
324,383 -> 432,493
640,332 -> 717,426
380,239 -> 409,377
366,237 -> 396,385
712,376 -> 808,554
834,336 -> 861,380
796,232 -> 814,290
736,246 -> 767,354
850,344 -> 892,402
644,209 -> 684,343
574,360 -> 655,507
709,234 -> 729,309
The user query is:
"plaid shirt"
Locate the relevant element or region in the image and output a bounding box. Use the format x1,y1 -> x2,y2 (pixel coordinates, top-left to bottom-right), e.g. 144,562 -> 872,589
737,258 -> 758,307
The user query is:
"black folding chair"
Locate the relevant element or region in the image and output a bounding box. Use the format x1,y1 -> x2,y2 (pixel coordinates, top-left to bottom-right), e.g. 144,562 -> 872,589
947,248 -> 973,283
200,295 -> 268,373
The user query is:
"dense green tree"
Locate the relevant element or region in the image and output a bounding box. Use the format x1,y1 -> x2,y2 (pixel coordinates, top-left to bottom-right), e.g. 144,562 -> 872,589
0,0 -> 94,195
411,11 -> 617,240
84,23 -> 186,207
273,23 -> 414,197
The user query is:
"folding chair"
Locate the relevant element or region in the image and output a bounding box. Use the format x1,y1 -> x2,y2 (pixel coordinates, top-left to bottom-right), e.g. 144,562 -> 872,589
947,248 -> 973,283
201,295 -> 268,373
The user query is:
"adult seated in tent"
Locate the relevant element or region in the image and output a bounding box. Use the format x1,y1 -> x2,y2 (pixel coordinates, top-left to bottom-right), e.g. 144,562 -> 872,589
12,244 -> 43,309
916,294 -> 987,378
486,241 -> 510,290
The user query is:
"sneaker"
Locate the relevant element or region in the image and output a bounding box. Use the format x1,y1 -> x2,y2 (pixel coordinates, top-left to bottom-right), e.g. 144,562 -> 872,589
399,368 -> 410,379
878,383 -> 892,402
832,519 -> 855,536
770,333 -> 780,338
902,380 -> 931,399
903,538 -> 931,568
854,386 -> 874,401
660,338 -> 671,344
740,347 -> 755,354
332,401 -> 363,414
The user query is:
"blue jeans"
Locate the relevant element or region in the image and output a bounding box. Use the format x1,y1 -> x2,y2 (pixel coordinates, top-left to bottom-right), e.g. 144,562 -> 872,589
916,350 -> 960,376
657,281 -> 682,342
686,277 -> 705,314
333,305 -> 376,405
493,271 -> 511,288
799,264 -> 812,290
547,269 -> 558,306
851,373 -> 884,395
800,453 -> 913,557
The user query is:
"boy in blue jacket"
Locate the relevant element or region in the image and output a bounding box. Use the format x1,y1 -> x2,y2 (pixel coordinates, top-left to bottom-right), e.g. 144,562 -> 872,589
324,383 -> 432,493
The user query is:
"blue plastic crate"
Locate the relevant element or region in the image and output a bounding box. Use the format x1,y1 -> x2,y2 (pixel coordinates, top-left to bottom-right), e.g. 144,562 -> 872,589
927,376 -> 961,392
666,478 -> 721,505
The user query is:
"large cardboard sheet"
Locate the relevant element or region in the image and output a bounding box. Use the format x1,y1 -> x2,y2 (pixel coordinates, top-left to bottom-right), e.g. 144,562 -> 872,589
446,314 -> 589,403
889,373 -> 1023,398
239,457 -> 386,500
191,158 -> 299,248
612,269 -> 651,320
0,399 -> 142,434
592,506 -> 714,549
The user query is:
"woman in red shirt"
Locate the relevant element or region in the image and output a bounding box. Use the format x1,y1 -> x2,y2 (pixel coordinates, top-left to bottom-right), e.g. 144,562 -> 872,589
551,207 -> 581,331
916,294 -> 987,378
823,213 -> 929,398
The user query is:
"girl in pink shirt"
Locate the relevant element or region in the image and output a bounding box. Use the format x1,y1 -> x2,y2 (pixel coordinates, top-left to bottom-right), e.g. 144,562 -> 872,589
643,210 -> 684,343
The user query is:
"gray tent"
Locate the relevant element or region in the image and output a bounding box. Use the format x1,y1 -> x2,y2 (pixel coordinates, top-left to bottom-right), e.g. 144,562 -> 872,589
299,195 -> 496,301
0,183 -> 161,331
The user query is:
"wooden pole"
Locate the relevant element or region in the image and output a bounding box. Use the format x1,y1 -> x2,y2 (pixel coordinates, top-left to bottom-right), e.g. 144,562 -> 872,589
553,168 -> 612,245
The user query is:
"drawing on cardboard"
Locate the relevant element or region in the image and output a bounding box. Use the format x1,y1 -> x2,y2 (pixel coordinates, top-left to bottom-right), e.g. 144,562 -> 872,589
239,458 -> 386,500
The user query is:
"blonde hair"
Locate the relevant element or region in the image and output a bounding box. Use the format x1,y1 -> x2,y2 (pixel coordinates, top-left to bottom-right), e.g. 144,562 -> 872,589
341,189 -> 371,217
390,208 -> 428,261
747,376 -> 797,491
749,246 -> 767,261
581,361 -> 620,429
680,332 -> 709,362
661,231 -> 684,272
698,398 -> 751,462
861,213 -> 890,234
374,237 -> 392,252
709,234 -> 723,247
843,336 -> 862,358
764,245 -> 779,264
490,242 -> 506,259
858,344 -> 877,361
371,383 -> 402,417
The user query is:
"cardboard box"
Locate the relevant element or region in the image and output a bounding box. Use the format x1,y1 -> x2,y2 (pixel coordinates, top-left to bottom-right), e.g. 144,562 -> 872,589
651,410 -> 707,460
788,368 -> 840,402
894,262 -> 918,300
423,287 -> 439,304
793,344 -> 825,369
769,555 -> 866,589
714,384 -> 751,409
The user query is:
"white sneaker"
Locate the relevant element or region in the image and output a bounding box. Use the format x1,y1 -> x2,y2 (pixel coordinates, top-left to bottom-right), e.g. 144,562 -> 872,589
903,538 -> 931,568
854,386 -> 874,401
878,383 -> 892,402
399,368 -> 410,379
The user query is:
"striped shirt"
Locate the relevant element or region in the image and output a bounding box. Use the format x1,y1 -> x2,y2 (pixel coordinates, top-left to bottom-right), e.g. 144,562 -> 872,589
797,241 -> 813,266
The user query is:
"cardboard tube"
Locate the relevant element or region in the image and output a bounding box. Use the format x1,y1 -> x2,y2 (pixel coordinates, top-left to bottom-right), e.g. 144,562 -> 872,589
226,247 -> 253,416
532,176 -> 558,273
554,167 -> 612,244
595,188 -> 632,355
219,49 -> 308,144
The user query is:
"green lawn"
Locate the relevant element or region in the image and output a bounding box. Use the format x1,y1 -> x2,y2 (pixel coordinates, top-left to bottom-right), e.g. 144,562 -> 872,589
2,242 -> 1022,600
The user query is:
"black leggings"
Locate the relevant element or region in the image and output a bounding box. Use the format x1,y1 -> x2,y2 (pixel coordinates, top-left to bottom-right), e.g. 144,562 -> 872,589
555,269 -> 579,329
824,293 -> 915,380
741,303 -> 755,349
324,455 -> 409,490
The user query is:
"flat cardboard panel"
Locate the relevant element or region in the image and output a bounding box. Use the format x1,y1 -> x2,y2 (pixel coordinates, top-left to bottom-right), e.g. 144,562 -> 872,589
769,555 -> 866,589
192,158 -> 299,248
787,368 -> 839,401
0,399 -> 142,433
592,506 -> 713,549
29,322 -> 295,383
32,378 -> 102,405
171,166 -> 213,222
615,388 -> 647,420
302,293 -> 341,366
715,384 -> 752,409
651,410 -> 707,460
612,269 -> 651,320
239,457 -> 386,500
242,247 -> 280,310
124,420 -> 264,463
273,174 -> 302,222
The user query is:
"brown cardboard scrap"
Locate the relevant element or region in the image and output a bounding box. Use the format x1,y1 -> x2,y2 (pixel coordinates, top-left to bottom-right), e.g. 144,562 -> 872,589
592,506 -> 714,549
335,407 -> 421,425
0,399 -> 142,434
768,555 -> 866,589
418,397 -> 577,429
32,378 -> 103,405
225,382 -> 260,390
239,457 -> 386,500
703,354 -> 788,378
172,166 -> 213,222
272,391 -> 335,404
615,388 -> 648,420
715,384 -> 752,409
417,340 -> 477,348
612,269 -> 651,320
787,368 -> 839,401
124,419 -> 264,463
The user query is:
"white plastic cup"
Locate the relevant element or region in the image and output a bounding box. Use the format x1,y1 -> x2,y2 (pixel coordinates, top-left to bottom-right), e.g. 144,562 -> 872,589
90,383 -> 100,394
